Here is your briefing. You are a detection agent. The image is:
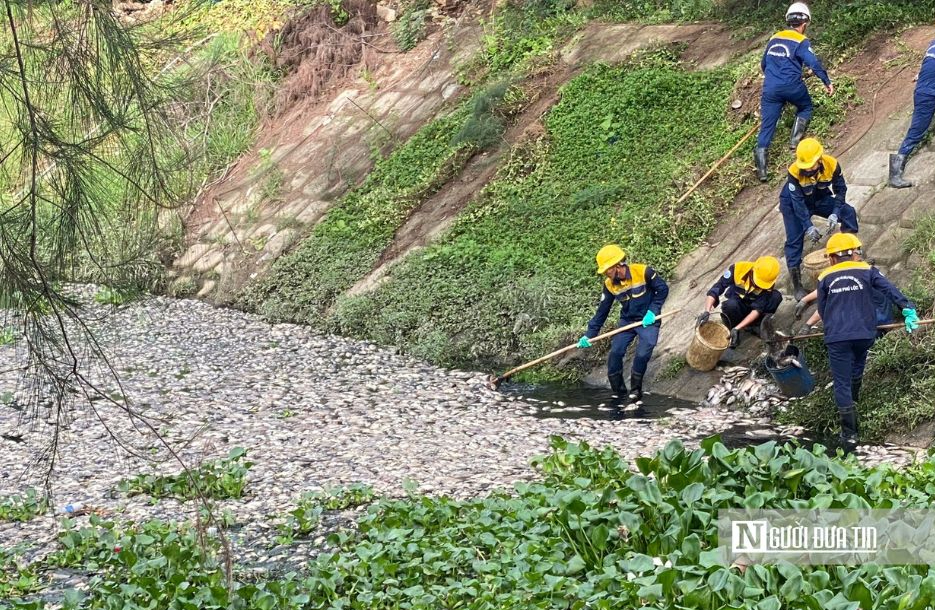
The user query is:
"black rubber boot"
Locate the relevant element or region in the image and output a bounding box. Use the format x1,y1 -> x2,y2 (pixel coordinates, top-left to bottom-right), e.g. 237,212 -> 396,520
608,373 -> 627,399
839,405 -> 859,453
889,153 -> 913,189
789,116 -> 810,150
628,373 -> 644,405
790,266 -> 807,302
851,378 -> 862,404
754,147 -> 768,183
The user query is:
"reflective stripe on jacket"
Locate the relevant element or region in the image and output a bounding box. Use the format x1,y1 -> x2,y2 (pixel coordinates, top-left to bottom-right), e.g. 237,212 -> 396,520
761,30 -> 831,89
706,262 -> 778,312
586,264 -> 669,337
780,154 -> 847,229
817,261 -> 913,344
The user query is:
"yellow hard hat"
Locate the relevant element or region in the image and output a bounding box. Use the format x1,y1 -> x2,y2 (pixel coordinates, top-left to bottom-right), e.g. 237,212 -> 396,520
596,244 -> 627,274
825,232 -> 863,256
795,137 -> 824,169
752,256 -> 780,289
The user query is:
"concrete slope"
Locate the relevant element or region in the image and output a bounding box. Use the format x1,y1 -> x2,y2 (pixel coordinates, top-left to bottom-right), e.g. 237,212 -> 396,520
651,26 -> 935,400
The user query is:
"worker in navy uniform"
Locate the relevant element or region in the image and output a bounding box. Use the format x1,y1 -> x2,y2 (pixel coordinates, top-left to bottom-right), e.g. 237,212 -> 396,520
794,287 -> 896,338
697,256 -> 783,349
816,233 -> 919,450
577,244 -> 669,406
754,2 -> 833,182
889,38 -> 935,188
780,137 -> 858,301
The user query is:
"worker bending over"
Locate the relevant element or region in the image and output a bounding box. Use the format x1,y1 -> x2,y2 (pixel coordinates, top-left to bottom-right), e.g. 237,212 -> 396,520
698,256 -> 782,349
794,286 -> 896,337
755,2 -> 833,182
781,137 -> 858,301
816,233 -> 918,450
578,245 -> 669,406
889,38 -> 935,188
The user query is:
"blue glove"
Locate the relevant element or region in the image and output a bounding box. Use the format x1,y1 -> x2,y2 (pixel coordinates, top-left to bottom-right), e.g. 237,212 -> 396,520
577,336 -> 592,348
826,214 -> 839,233
903,308 -> 920,333
642,310 -> 656,326
805,226 -> 822,244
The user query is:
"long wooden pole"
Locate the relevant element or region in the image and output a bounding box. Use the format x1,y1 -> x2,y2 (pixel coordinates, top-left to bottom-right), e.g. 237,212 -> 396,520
782,318 -> 935,341
673,121 -> 760,206
489,308 -> 682,388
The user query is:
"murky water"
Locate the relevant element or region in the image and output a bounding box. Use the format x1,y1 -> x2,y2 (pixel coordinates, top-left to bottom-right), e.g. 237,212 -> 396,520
501,381 -> 841,451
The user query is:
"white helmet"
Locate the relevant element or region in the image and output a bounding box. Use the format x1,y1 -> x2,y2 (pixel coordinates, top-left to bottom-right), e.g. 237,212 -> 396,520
786,2 -> 811,25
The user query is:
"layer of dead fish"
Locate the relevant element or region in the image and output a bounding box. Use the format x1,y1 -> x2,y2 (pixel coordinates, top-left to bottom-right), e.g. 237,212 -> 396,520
702,365 -> 788,417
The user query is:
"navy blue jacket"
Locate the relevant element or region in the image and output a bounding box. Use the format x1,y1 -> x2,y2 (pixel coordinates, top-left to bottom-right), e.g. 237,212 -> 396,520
779,154 -> 847,229
817,261 -> 913,344
917,40 -> 935,96
586,264 -> 668,337
707,262 -> 779,313
761,30 -> 831,89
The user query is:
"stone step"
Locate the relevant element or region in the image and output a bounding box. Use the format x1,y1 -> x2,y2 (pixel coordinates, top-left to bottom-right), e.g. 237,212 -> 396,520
859,187 -> 919,225
904,150 -> 935,186
898,189 -> 935,229
844,150 -> 889,187
867,225 -> 911,266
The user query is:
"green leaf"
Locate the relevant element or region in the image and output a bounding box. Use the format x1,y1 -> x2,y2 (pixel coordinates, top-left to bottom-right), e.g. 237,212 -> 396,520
757,596 -> 782,610
565,554 -> 586,575
699,548 -> 724,568
680,483 -> 705,505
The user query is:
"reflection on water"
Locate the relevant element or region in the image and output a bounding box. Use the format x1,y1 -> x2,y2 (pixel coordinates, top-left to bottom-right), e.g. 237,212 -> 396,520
500,381 -> 840,451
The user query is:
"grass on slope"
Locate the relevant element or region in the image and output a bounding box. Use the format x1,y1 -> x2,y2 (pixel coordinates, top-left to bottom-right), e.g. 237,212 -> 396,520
325,47 -> 855,374
475,0 -> 935,77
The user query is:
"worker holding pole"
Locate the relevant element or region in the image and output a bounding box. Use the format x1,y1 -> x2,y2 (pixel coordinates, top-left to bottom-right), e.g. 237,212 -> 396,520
816,233 -> 919,450
577,245 -> 669,406
754,2 -> 833,182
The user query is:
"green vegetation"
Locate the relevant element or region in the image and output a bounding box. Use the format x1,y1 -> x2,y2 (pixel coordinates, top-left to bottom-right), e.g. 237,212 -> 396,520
328,50 -> 753,370
779,217 -> 935,443
117,447 -> 252,501
275,484 -> 375,544
392,0 -> 430,52
0,489 -> 46,523
12,438 -> 935,608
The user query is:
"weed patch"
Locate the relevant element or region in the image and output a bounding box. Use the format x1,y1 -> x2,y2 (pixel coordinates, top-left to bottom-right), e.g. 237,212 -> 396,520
117,447 -> 252,501
276,484 -> 375,544
0,489 -> 47,522
12,438 -> 935,608
242,83 -> 522,324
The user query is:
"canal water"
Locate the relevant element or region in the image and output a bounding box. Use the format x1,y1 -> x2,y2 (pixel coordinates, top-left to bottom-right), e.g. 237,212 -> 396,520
501,381 -> 841,451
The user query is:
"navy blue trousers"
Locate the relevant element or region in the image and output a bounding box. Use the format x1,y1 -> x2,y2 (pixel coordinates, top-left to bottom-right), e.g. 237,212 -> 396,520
780,195 -> 859,269
827,338 -> 874,411
607,324 -> 659,378
721,291 -> 783,329
758,82 -> 813,148
898,90 -> 935,156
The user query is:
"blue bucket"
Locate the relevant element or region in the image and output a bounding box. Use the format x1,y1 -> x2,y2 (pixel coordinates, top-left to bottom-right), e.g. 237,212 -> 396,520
765,345 -> 815,398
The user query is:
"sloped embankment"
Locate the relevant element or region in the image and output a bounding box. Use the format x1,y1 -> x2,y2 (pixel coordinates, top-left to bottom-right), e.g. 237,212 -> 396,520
218,21 -> 762,370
